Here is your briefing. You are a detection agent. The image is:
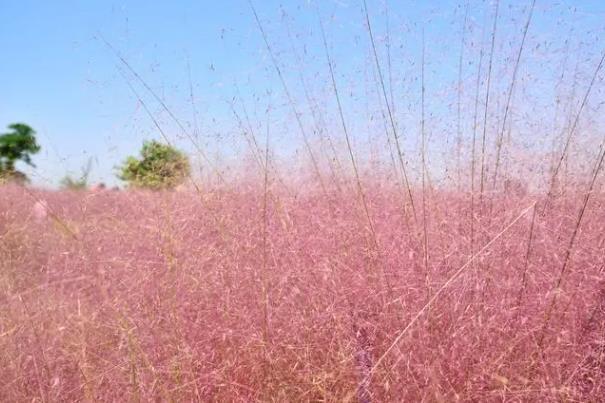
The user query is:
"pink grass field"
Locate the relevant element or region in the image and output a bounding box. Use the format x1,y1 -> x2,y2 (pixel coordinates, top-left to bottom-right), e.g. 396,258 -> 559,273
1,182 -> 604,401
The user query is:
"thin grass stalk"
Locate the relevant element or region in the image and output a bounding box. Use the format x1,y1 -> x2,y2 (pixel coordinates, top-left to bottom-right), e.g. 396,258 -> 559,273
229,99 -> 265,172
230,87 -> 291,194
369,44 -> 413,234
549,35 -> 578,178
491,0 -> 536,191
261,113 -> 271,346
479,0 -> 499,204
316,4 -> 392,296
371,62 -> 400,181
384,1 -> 395,120
248,0 -> 327,195
516,202 -> 537,310
235,84 -> 266,169
362,0 -> 417,225
470,10 -> 487,274
544,49 -> 605,212
456,1 -> 470,193
421,28 -> 430,301
519,49 -> 605,283
282,11 -> 345,191
185,54 -> 201,140
383,0 -> 405,198
538,139 -> 605,349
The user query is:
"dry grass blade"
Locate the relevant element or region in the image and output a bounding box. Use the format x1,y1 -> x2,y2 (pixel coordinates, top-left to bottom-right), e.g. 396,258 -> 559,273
368,202 -> 536,379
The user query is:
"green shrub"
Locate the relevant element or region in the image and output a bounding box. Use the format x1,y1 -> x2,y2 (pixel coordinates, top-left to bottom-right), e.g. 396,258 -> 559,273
61,158 -> 92,190
60,176 -> 88,190
118,140 -> 190,190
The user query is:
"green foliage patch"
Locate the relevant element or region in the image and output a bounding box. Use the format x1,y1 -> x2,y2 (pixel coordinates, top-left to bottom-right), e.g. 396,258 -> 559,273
0,123 -> 40,184
118,140 -> 190,190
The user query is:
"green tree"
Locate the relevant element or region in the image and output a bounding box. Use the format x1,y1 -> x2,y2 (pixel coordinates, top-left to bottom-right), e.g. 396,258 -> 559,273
117,140 -> 190,190
0,123 -> 41,183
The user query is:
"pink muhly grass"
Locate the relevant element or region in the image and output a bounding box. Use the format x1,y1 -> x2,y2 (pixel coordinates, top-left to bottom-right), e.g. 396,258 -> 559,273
2,1 -> 604,401
0,182 -> 604,401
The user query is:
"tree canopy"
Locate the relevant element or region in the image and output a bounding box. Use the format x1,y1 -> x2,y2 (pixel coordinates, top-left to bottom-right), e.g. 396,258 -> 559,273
0,123 -> 40,183
117,140 -> 190,190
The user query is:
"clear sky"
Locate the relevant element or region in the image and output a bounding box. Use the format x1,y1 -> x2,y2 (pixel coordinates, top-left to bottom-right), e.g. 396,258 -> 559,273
1,0 -> 604,187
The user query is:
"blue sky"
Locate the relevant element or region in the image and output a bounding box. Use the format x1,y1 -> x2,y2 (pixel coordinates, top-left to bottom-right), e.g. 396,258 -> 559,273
1,1 -> 604,187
